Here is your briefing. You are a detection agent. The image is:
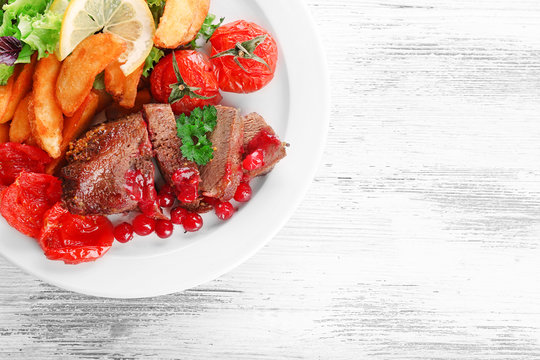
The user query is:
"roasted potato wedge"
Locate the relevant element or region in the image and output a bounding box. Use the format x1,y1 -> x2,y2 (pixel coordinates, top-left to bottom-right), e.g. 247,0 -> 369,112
104,61 -> 125,100
105,61 -> 143,108
120,64 -> 144,108
57,33 -> 126,116
0,66 -> 21,124
153,0 -> 210,48
46,92 -> 100,175
0,123 -> 9,143
0,55 -> 37,124
32,55 -> 64,158
9,94 -> 32,143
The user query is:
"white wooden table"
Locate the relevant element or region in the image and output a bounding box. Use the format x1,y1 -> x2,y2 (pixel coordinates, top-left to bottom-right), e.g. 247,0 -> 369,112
2,0 -> 540,358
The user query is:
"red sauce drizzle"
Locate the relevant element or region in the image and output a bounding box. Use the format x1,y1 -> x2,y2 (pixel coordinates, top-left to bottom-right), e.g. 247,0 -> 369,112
124,169 -> 159,216
171,167 -> 200,203
243,129 -> 281,171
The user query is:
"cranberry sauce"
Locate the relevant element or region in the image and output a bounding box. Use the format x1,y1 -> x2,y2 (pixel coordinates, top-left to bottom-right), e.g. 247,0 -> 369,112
171,167 -> 200,203
243,129 -> 281,170
124,169 -> 160,217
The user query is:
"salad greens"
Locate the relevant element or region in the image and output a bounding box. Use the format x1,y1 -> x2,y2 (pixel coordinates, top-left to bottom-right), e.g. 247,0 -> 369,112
143,46 -> 164,78
0,0 -> 62,84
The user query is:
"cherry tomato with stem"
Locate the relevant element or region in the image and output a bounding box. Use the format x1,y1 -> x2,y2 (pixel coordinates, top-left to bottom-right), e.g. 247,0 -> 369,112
210,20 -> 278,93
150,50 -> 222,115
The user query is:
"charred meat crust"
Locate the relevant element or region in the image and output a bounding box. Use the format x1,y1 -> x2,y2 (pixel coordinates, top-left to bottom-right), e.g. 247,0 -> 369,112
61,114 -> 163,218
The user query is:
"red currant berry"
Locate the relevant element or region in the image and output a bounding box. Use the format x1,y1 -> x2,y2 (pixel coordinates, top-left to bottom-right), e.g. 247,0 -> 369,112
155,219 -> 174,239
158,193 -> 175,208
243,150 -> 264,171
234,182 -> 252,202
171,206 -> 188,225
183,212 -> 203,232
132,214 -> 155,236
114,222 -> 134,243
215,201 -> 235,221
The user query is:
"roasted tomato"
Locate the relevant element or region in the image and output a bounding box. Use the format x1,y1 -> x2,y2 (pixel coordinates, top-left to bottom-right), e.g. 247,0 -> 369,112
0,143 -> 52,186
150,50 -> 222,115
39,202 -> 114,264
0,172 -> 62,238
210,20 -> 278,93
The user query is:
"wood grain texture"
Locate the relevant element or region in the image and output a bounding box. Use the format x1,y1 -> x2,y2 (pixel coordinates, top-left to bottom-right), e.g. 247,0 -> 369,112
2,0 -> 540,358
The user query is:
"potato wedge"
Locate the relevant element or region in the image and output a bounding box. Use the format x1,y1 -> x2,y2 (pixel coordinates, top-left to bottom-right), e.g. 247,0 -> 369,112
32,55 -> 64,158
0,123 -> 9,143
0,55 -> 37,124
46,92 -> 100,175
0,66 -> 21,124
56,33 -> 126,116
104,61 -> 125,100
9,94 -> 32,143
153,0 -> 210,48
105,88 -> 152,121
105,62 -> 143,108
120,64 -> 144,108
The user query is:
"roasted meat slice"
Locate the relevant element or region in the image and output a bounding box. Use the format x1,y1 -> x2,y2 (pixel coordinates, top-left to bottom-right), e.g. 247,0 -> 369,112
61,114 -> 163,218
242,112 -> 287,179
143,103 -> 202,207
199,105 -> 244,202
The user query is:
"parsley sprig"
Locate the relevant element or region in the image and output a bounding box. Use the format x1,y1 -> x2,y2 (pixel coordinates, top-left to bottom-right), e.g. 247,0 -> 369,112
176,106 -> 217,166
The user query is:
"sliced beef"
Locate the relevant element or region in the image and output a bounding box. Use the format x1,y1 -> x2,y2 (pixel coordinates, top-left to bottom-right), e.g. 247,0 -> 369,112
143,103 -> 202,207
199,106 -> 244,201
61,114 -> 163,218
242,113 -> 287,179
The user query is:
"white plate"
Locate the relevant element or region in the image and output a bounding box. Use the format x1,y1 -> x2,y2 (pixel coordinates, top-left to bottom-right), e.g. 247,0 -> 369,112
0,0 -> 329,298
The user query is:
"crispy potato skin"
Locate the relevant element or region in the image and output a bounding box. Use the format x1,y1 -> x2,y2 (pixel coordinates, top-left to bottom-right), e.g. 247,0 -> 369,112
0,55 -> 37,124
9,94 -> 33,143
120,64 -> 144,108
105,62 -> 143,109
46,92 -> 100,175
153,0 -> 210,48
56,33 -> 126,116
0,66 -> 21,124
32,55 -> 64,159
104,61 -> 125,100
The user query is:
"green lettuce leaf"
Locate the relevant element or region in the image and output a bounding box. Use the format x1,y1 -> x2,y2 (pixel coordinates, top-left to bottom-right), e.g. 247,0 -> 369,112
17,10 -> 62,60
143,46 -> 164,77
146,0 -> 165,25
0,0 -> 60,84
0,63 -> 14,84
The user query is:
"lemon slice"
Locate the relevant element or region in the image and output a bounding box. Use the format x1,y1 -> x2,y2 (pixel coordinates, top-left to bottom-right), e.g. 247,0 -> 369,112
59,0 -> 155,75
49,0 -> 69,14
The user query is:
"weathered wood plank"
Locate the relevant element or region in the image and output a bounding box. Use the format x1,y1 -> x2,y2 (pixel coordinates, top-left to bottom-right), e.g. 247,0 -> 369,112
2,0 -> 540,358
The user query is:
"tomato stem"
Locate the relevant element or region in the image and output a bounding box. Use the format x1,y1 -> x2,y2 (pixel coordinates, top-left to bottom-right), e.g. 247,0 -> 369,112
211,35 -> 271,72
168,51 -> 217,104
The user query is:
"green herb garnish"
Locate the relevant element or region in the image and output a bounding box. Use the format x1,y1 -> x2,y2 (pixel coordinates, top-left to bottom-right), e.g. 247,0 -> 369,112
188,14 -> 224,49
176,106 -> 217,166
